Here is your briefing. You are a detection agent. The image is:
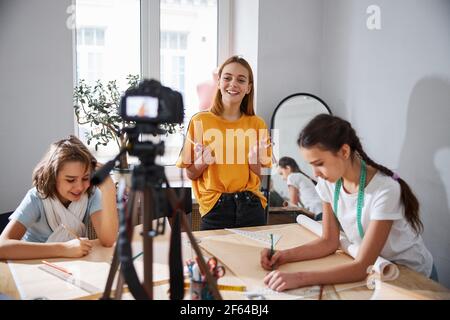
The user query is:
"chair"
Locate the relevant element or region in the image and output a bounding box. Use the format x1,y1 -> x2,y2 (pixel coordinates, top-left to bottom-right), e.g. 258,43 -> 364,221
191,203 -> 201,231
0,211 -> 13,233
83,214 -> 98,240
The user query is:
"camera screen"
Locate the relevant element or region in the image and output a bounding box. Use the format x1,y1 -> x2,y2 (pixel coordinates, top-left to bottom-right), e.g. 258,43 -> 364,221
126,96 -> 158,119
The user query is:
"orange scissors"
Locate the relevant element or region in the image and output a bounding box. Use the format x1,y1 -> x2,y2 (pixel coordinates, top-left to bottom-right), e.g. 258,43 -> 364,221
206,257 -> 225,278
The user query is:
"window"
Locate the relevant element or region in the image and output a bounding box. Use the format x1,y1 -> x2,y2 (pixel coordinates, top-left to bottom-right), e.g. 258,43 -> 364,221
159,0 -> 218,166
160,31 -> 188,95
75,0 -> 140,162
76,27 -> 105,83
75,0 -> 227,168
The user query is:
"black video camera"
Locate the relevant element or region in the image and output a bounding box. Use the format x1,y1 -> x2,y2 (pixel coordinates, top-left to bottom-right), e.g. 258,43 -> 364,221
120,79 -> 184,125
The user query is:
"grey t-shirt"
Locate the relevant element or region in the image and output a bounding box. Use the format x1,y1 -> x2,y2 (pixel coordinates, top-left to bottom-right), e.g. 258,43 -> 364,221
9,187 -> 102,242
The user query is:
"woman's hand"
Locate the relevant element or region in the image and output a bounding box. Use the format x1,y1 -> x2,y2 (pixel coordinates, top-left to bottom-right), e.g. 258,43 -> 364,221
248,140 -> 271,165
264,270 -> 305,292
62,238 -> 93,258
194,144 -> 215,166
248,144 -> 259,165
186,144 -> 215,180
260,248 -> 286,271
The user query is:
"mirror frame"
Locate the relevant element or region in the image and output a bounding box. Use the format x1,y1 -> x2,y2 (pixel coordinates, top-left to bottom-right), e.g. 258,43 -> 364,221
264,93 -> 332,222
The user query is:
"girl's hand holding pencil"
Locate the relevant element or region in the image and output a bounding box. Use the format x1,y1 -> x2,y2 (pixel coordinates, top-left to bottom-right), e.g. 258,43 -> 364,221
62,238 -> 93,258
61,224 -> 93,258
260,247 -> 283,271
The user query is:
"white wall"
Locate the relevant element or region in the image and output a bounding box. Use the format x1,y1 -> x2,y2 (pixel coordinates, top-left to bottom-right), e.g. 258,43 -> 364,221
320,0 -> 450,287
0,0 -> 74,213
238,0 -> 450,286
256,0 -> 323,124
230,0 -> 260,107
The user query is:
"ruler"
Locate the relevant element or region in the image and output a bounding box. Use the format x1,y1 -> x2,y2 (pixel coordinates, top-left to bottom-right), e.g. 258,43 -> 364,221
225,229 -> 281,247
184,282 -> 246,292
38,264 -> 101,294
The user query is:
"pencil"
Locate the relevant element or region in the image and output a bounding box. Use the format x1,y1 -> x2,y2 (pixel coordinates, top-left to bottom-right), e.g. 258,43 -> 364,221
42,260 -> 72,275
269,234 -> 274,256
185,135 -> 199,146
269,233 -> 274,270
318,284 -> 324,300
61,224 -> 80,240
132,251 -> 143,261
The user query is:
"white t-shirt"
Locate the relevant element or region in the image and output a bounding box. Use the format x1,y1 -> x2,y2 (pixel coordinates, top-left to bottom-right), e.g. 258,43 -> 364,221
315,172 -> 433,277
286,172 -> 322,215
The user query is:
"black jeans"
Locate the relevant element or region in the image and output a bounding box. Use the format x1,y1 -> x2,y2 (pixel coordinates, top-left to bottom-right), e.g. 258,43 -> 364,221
200,191 -> 266,231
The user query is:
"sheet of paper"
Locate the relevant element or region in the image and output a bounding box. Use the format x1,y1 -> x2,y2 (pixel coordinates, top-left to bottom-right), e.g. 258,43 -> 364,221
8,240 -> 114,300
297,215 -> 400,281
8,235 -> 176,300
224,228 -> 282,247
199,224 -> 366,299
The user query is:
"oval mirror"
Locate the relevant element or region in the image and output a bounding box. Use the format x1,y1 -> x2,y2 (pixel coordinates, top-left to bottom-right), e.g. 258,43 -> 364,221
265,93 -> 331,224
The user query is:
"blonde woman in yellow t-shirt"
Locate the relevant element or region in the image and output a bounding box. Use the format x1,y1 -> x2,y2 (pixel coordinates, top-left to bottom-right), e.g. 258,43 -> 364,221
177,56 -> 272,230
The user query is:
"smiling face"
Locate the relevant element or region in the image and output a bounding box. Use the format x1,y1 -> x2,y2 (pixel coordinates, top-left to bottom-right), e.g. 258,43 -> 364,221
218,62 -> 252,108
55,161 -> 91,205
300,145 -> 349,183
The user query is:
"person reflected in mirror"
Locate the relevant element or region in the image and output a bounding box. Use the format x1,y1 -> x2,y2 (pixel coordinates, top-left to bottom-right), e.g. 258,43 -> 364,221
177,56 -> 272,230
0,136 -> 118,260
277,156 -> 322,221
261,114 -> 435,291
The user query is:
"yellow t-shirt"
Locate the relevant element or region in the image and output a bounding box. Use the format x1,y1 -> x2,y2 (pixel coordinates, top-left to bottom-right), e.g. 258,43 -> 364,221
176,111 -> 272,216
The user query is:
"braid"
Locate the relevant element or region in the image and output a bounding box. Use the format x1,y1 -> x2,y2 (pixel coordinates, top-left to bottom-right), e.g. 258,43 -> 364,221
353,140 -> 393,176
352,137 -> 423,234
299,169 -> 317,185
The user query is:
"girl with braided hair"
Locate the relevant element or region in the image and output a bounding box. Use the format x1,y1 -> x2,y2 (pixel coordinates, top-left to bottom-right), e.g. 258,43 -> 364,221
261,114 -> 436,291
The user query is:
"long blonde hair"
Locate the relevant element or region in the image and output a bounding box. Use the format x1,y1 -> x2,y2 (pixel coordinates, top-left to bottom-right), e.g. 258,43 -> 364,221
32,135 -> 97,199
210,55 -> 255,116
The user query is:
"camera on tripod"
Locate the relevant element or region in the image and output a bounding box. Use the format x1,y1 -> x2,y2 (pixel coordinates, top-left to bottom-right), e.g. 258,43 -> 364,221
118,79 -> 187,221
95,79 -> 222,300
120,78 -> 184,126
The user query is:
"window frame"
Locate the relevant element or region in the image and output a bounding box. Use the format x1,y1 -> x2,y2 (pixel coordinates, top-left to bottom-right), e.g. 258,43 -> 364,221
140,0 -> 230,79
73,0 -> 230,165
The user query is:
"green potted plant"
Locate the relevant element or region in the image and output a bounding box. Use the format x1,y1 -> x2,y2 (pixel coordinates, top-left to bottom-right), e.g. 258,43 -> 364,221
73,75 -> 139,170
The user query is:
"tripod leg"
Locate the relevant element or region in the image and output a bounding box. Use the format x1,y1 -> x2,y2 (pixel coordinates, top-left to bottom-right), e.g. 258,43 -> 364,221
142,188 -> 154,299
132,190 -> 141,227
179,213 -> 222,300
114,271 -> 126,300
100,244 -> 120,299
101,187 -> 137,299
